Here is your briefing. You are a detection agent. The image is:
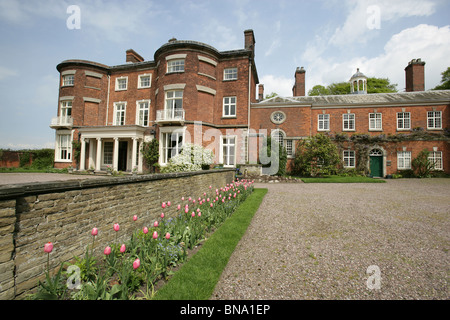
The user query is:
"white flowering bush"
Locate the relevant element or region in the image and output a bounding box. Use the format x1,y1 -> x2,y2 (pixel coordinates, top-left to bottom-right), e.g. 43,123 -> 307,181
161,144 -> 214,173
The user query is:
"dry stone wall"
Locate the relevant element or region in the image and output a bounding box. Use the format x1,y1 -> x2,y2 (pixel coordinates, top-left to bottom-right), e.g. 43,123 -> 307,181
0,169 -> 234,299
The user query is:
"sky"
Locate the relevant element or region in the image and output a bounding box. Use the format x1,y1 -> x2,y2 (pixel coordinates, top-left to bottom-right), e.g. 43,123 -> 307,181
0,0 -> 449,150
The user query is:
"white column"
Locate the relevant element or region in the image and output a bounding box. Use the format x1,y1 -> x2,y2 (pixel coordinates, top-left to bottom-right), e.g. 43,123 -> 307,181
113,137 -> 119,172
88,139 -> 94,169
96,138 -> 102,171
131,137 -> 137,173
80,137 -> 86,171
137,139 -> 143,173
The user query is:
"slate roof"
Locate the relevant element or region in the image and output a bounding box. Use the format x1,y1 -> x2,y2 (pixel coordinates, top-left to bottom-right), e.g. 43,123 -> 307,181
254,90 -> 450,108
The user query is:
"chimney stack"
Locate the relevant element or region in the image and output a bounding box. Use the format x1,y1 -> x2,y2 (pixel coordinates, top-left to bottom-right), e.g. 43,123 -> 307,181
244,29 -> 256,58
126,49 -> 144,63
292,67 -> 306,96
258,84 -> 264,101
405,58 -> 425,92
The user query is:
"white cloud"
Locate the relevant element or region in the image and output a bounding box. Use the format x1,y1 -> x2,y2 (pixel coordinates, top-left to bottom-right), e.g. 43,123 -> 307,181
329,0 -> 436,47
259,74 -> 293,97
303,24 -> 450,93
0,66 -> 18,80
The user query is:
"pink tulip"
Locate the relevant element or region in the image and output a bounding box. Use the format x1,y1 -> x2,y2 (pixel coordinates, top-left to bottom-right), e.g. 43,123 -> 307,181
133,258 -> 140,270
181,196 -> 185,201
210,203 -> 213,208
167,201 -> 171,207
177,204 -> 181,210
185,207 -> 189,214
154,221 -> 159,227
44,242 -> 53,253
113,223 -> 120,232
197,208 -> 200,212
104,246 -> 111,255
209,185 -> 212,189
198,212 -> 201,217
162,202 -> 166,209
143,227 -> 148,234
133,215 -> 138,221
207,198 -> 210,202
91,227 -> 98,236
191,212 -> 195,217
188,197 -> 192,201
165,233 -> 170,240
152,231 -> 158,239
161,212 -> 165,219
120,244 -> 126,253
193,199 -> 196,204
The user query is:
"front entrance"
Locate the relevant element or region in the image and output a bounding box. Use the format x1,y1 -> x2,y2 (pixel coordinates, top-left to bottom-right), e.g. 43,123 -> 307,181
369,149 -> 383,177
118,141 -> 128,171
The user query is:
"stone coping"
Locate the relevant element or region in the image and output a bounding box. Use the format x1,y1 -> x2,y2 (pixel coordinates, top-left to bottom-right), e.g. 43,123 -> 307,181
0,169 -> 235,201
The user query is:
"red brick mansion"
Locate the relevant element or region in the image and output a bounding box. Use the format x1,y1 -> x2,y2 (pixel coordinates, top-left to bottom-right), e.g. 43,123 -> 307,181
52,30 -> 449,176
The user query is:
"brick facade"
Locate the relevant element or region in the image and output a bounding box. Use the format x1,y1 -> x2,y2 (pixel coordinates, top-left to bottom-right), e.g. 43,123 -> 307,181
51,30 -> 449,177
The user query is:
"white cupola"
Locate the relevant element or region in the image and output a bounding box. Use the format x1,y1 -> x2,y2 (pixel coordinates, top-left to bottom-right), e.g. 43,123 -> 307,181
349,68 -> 367,94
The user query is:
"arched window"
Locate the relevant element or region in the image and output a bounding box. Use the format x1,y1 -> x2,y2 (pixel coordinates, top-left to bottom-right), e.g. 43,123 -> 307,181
271,129 -> 285,148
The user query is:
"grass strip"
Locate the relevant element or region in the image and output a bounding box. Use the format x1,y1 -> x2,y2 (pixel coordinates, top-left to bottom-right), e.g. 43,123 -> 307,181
152,188 -> 268,300
301,175 -> 386,183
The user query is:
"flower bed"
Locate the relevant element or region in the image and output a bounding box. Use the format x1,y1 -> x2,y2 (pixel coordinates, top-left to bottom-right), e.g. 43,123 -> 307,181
29,179 -> 255,300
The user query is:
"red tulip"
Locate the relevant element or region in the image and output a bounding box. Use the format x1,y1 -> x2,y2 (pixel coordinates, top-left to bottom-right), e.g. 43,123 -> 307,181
120,244 -> 126,253
161,212 -> 165,219
91,227 -> 98,236
44,242 -> 53,253
133,258 -> 140,269
113,223 -> 120,232
162,202 -> 166,209
152,231 -> 158,239
104,246 -> 111,255
133,215 -> 138,221
165,233 -> 170,240
143,227 -> 148,234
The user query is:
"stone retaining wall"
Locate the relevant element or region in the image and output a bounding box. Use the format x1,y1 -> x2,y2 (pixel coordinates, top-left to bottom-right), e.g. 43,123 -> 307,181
0,169 -> 234,299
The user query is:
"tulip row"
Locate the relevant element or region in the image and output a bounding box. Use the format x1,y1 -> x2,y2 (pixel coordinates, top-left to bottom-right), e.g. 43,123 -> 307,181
30,179 -> 254,300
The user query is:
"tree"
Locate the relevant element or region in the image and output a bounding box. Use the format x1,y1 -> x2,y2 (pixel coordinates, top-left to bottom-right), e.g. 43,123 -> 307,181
411,149 -> 435,178
293,133 -> 341,177
265,92 -> 278,99
308,77 -> 397,96
433,67 -> 450,90
141,139 -> 159,173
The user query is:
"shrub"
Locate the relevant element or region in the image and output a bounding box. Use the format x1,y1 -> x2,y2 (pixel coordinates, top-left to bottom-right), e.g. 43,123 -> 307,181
161,144 -> 214,173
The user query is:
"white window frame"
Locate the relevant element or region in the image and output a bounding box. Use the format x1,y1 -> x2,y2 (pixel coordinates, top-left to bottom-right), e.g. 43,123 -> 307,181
343,113 -> 355,131
136,99 -> 150,127
102,141 -> 114,166
55,131 -> 73,162
60,100 -> 72,118
318,114 -> 330,131
160,128 -> 185,165
115,76 -> 128,91
427,111 -> 442,129
397,112 -> 411,130
428,151 -> 443,171
224,67 -> 238,81
167,59 -> 185,73
138,74 -> 151,89
113,102 -> 126,126
220,135 -> 236,168
286,139 -> 294,158
343,150 -> 355,168
397,151 -> 411,170
369,113 -> 382,131
62,74 -> 74,86
223,96 -> 236,117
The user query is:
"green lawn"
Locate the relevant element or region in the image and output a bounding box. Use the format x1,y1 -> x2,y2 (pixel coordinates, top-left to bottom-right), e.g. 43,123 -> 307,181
152,188 -> 268,300
300,175 -> 386,183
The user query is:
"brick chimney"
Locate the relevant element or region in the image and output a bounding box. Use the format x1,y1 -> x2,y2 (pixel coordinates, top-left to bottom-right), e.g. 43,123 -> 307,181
258,84 -> 264,101
126,49 -> 144,63
292,67 -> 306,96
244,29 -> 255,58
405,58 -> 425,92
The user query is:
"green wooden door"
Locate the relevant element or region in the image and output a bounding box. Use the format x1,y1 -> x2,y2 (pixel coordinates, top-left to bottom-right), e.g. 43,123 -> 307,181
370,156 -> 383,177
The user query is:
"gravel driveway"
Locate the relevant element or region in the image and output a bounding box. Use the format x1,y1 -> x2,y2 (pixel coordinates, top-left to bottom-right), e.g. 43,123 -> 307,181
212,179 -> 449,300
